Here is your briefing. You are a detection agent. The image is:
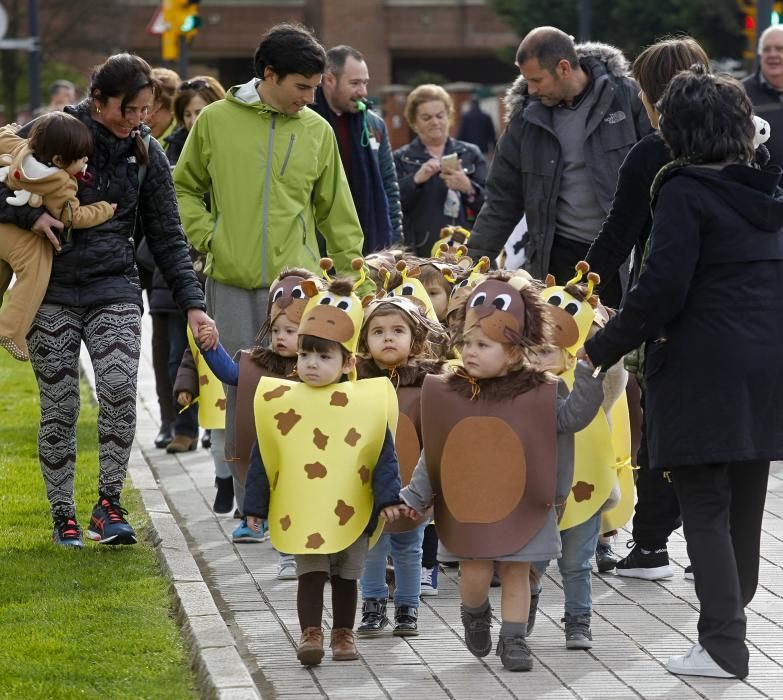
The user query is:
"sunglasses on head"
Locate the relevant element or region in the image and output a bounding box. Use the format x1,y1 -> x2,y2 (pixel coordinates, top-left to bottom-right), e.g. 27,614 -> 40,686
179,79 -> 209,91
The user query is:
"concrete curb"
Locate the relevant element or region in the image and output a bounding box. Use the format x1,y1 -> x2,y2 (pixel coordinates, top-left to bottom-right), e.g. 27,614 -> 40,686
80,344 -> 261,700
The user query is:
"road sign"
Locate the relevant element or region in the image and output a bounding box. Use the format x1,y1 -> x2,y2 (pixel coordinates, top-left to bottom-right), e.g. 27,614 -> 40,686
146,7 -> 168,35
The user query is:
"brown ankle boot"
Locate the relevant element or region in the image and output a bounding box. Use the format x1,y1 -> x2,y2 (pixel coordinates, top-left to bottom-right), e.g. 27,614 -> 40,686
165,434 -> 198,453
297,627 -> 324,666
330,627 -> 359,661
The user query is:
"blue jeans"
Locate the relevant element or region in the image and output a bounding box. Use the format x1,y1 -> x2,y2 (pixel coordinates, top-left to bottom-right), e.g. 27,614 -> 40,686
360,525 -> 425,608
534,512 -> 601,617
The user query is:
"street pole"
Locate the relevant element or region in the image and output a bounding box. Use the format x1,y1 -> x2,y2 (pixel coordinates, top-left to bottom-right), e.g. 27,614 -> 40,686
27,0 -> 40,112
178,34 -> 188,79
757,0 -> 774,56
578,0 -> 591,42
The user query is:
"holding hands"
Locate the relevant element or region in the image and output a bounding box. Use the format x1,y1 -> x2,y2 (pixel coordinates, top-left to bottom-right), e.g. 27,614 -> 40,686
380,503 -> 422,523
187,308 -> 219,351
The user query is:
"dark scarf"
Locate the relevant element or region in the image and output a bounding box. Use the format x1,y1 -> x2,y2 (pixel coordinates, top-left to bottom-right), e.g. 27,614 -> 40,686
313,87 -> 392,253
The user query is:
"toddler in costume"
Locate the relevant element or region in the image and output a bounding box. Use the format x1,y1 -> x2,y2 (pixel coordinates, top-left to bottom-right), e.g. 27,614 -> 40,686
391,272 -> 605,672
356,295 -> 445,637
187,268 -> 316,578
242,263 -> 403,666
0,113 -> 115,360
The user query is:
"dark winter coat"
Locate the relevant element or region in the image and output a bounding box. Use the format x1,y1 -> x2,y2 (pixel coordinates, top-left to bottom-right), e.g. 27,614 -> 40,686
163,126 -> 188,165
0,101 -> 204,311
394,136 -> 487,257
585,132 -> 670,306
468,42 -> 651,281
742,71 -> 783,168
584,164 -> 783,469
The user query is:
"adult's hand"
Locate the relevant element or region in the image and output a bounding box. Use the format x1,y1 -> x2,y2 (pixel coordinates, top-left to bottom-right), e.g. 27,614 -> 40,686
413,158 -> 441,185
187,308 -> 219,351
32,212 -> 64,252
441,167 -> 474,195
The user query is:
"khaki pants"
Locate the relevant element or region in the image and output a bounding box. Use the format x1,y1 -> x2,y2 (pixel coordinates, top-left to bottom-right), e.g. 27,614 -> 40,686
0,223 -> 52,360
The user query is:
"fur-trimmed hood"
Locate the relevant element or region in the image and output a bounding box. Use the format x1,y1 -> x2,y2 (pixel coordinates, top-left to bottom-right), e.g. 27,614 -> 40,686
356,357 -> 445,387
503,42 -> 630,122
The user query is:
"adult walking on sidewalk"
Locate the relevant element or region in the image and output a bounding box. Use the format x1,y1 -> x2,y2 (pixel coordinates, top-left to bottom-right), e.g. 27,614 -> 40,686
0,53 -> 216,549
584,66 -> 783,680
174,22 -> 368,512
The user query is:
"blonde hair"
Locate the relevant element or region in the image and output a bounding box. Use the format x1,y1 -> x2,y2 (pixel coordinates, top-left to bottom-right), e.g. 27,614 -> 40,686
405,84 -> 454,128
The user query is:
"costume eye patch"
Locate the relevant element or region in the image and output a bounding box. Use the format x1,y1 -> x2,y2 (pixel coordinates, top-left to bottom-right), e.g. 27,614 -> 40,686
564,301 -> 580,316
491,294 -> 512,311
546,294 -> 563,306
335,297 -> 353,312
272,287 -> 284,302
319,295 -> 333,305
469,292 -> 487,308
400,283 -> 416,296
291,285 -> 303,298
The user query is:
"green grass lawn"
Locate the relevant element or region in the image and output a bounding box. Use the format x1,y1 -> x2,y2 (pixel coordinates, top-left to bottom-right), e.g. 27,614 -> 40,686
0,353 -> 198,699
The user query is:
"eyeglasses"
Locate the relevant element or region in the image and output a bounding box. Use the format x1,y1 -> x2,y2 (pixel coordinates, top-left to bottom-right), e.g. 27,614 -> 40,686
179,79 -> 209,91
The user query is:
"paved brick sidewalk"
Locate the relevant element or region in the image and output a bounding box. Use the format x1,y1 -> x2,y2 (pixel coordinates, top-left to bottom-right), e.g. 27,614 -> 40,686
134,319 -> 783,699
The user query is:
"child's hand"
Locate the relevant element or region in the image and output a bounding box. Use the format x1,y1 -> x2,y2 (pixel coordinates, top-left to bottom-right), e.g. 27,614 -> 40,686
400,504 -> 422,520
197,322 -> 218,349
576,347 -> 594,369
380,505 -> 403,523
177,391 -> 193,407
110,203 -> 117,212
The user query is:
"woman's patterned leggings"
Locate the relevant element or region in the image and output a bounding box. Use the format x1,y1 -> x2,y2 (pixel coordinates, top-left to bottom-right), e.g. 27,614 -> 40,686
28,303 -> 141,518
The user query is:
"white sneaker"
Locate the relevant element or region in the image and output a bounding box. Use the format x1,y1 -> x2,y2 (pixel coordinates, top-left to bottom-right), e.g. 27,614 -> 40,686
666,643 -> 736,678
277,555 -> 297,580
420,566 -> 438,597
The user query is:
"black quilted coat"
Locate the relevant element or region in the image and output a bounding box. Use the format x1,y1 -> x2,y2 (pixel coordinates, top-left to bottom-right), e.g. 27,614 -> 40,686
0,100 -> 205,312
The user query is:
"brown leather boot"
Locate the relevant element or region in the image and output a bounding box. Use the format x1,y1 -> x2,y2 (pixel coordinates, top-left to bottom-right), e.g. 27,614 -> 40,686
297,627 -> 324,666
165,434 -> 198,453
330,627 -> 359,661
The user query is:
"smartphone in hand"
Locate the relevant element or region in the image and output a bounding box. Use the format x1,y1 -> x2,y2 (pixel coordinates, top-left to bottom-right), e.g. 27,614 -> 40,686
440,153 -> 460,173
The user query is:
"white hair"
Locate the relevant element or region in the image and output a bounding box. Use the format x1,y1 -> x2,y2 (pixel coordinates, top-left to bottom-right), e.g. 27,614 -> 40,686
758,24 -> 783,54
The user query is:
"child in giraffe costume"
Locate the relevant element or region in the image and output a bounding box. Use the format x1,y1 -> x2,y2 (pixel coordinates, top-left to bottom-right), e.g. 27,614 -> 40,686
242,260 -> 403,666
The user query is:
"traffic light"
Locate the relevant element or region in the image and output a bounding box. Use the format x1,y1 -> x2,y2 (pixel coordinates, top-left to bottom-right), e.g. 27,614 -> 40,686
738,1 -> 783,60
178,0 -> 202,36
161,0 -> 201,62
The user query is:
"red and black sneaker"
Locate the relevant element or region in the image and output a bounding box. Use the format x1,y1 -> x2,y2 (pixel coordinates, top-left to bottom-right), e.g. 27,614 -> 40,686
52,515 -> 84,549
86,497 -> 137,545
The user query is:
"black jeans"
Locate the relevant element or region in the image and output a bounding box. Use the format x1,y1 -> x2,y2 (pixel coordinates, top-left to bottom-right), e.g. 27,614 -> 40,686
670,460 -> 769,679
549,235 -> 623,309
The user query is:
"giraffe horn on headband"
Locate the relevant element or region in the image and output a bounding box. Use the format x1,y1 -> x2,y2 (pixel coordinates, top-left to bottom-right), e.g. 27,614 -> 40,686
586,271 -> 600,299
319,257 -> 334,283
351,257 -> 367,291
566,260 -> 590,286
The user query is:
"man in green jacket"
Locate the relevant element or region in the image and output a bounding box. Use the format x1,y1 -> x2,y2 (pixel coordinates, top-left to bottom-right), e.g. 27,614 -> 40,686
174,22 -> 368,515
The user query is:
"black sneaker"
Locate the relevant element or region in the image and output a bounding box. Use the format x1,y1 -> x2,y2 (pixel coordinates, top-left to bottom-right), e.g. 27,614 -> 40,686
213,476 -> 234,514
496,635 -> 533,671
201,429 -> 212,449
460,603 -> 493,657
86,497 -> 137,545
684,564 -> 694,581
615,542 -> 673,580
393,605 -> 419,637
52,515 -> 84,549
595,542 -> 623,573
563,612 -> 592,649
357,598 -> 389,637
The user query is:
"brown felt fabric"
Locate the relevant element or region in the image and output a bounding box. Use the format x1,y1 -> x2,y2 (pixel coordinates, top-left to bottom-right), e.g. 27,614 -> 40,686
421,373 -> 557,558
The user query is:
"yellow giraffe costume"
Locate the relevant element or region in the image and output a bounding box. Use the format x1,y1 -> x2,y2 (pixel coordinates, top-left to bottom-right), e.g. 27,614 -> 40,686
253,260 -> 399,554
541,262 -> 632,531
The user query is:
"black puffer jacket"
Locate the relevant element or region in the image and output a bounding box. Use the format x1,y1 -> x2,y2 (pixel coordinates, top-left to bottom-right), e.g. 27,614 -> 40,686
0,101 -> 205,311
163,126 -> 188,164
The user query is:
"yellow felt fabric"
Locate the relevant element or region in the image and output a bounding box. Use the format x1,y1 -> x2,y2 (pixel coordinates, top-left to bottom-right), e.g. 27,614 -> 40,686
186,326 -> 227,430
558,365 -> 616,531
254,376 -> 398,554
601,391 -> 636,532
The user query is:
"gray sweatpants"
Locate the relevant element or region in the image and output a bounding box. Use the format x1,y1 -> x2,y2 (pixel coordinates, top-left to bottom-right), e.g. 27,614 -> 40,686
205,278 -> 269,509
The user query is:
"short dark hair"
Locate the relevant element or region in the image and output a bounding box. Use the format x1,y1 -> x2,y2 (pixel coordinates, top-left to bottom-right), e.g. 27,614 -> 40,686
253,23 -> 325,80
632,36 -> 710,106
325,45 -> 364,77
658,65 -> 755,164
89,53 -> 157,115
516,26 -> 578,73
298,334 -> 351,362
29,111 -> 93,166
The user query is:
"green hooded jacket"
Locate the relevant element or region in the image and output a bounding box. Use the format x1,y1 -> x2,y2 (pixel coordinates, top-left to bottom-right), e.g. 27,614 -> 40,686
174,79 -> 366,289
